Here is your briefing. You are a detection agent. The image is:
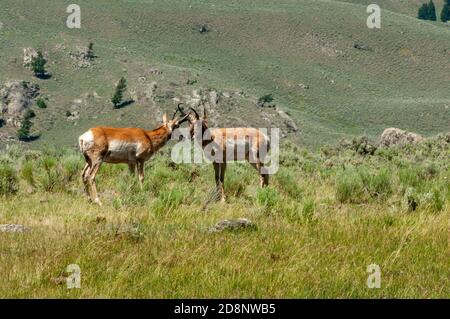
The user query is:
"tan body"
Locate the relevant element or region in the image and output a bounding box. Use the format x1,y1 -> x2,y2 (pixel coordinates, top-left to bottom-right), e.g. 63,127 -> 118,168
79,112 -> 188,205
188,109 -> 270,202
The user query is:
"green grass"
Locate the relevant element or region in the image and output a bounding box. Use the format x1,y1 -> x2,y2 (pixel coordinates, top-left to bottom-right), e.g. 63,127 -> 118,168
0,137 -> 448,298
1,0 -> 450,149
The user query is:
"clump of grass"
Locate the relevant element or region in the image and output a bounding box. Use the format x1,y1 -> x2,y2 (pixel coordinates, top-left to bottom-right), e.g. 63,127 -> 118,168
335,169 -> 366,203
275,168 -> 302,199
0,163 -> 18,195
152,186 -> 185,216
256,186 -> 279,212
21,161 -> 35,187
336,167 -> 392,203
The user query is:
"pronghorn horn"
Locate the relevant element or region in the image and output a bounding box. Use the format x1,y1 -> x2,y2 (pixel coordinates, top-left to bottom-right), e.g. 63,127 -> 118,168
177,103 -> 186,115
189,107 -> 200,120
171,108 -> 178,120
177,113 -> 190,124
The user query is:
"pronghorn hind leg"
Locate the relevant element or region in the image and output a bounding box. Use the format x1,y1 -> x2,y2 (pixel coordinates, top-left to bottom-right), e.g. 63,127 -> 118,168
213,162 -> 226,202
250,161 -> 269,188
88,160 -> 104,206
81,162 -> 92,198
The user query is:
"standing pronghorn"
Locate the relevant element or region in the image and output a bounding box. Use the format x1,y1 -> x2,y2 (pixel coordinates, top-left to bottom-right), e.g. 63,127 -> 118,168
183,106 -> 271,202
78,106 -> 189,205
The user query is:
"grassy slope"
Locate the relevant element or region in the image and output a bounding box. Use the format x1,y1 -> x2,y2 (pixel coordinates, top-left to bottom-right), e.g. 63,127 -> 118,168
0,140 -> 449,298
0,0 -> 449,149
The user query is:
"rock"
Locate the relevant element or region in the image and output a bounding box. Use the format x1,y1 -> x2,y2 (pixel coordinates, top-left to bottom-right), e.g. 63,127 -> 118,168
209,218 -> 256,233
0,80 -> 40,116
209,90 -> 219,107
297,83 -> 309,89
0,224 -> 30,233
67,110 -> 80,121
69,46 -> 92,68
149,67 -> 162,75
23,48 -> 38,67
276,108 -> 298,132
380,128 -> 424,148
353,43 -> 371,51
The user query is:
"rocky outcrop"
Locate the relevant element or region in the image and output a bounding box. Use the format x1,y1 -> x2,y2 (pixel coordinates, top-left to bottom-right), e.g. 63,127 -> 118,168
380,128 -> 424,147
0,81 -> 40,119
23,48 -> 38,67
69,46 -> 93,68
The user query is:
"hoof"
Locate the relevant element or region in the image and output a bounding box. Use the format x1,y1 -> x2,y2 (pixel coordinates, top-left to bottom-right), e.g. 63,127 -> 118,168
93,198 -> 103,206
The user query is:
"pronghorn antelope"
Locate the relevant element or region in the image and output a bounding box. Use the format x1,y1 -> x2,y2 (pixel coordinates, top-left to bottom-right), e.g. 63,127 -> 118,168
78,106 -> 189,205
183,106 -> 271,202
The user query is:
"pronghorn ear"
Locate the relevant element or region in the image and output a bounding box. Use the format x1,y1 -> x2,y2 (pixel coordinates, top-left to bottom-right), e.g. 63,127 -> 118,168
162,113 -> 168,124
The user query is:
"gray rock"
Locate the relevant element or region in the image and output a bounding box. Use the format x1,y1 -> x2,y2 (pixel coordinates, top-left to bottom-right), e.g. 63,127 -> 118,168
209,218 -> 256,233
0,224 -> 30,233
380,128 -> 424,148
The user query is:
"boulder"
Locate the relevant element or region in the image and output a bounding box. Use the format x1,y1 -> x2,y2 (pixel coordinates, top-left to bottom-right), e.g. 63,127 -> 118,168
209,218 -> 256,233
0,224 -> 30,233
380,128 -> 424,147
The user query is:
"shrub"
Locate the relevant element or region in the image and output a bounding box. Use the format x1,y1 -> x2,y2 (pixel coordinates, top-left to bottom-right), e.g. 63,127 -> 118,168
276,168 -> 302,199
36,98 -> 47,109
257,94 -> 274,107
17,117 -> 33,141
31,51 -> 47,77
0,163 -> 18,195
21,161 -> 35,186
359,168 -> 392,199
335,169 -> 365,203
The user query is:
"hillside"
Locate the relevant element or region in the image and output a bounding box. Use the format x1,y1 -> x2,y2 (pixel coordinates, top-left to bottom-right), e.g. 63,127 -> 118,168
0,0 -> 449,149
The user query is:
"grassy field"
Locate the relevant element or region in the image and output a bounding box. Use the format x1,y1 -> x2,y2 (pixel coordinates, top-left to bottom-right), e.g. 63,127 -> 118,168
1,0 -> 450,148
0,135 -> 448,298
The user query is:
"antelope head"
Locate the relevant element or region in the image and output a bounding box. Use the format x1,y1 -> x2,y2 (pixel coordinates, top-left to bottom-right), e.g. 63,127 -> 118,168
163,103 -> 191,137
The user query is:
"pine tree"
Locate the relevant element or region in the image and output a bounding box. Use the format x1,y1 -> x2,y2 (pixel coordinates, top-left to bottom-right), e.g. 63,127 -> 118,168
418,3 -> 429,20
111,77 -> 127,108
17,116 -> 33,141
441,0 -> 450,22
30,51 -> 47,77
428,0 -> 437,21
87,42 -> 95,60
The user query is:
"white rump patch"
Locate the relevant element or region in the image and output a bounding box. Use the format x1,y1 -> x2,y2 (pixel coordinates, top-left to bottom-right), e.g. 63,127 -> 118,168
78,130 -> 94,152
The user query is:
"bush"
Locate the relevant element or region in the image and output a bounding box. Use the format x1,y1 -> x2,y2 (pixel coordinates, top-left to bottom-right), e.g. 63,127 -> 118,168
359,168 -> 392,199
36,98 -> 47,109
0,163 -> 18,195
257,94 -> 274,107
31,51 -> 47,77
276,168 -> 302,199
335,167 -> 392,203
21,161 -> 35,186
335,169 -> 365,203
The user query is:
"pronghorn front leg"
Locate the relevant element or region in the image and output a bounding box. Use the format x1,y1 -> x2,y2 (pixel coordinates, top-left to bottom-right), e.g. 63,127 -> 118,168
128,162 -> 136,176
137,160 -> 145,187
